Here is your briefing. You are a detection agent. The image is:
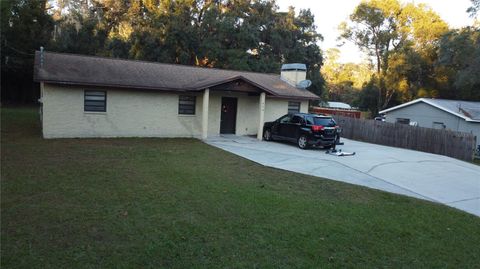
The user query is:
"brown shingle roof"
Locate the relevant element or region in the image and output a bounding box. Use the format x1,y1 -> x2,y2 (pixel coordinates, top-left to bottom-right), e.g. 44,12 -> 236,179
33,51 -> 319,100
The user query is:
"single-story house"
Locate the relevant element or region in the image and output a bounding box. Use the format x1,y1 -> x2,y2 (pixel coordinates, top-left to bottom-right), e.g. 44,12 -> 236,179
379,98 -> 480,146
33,51 -> 319,139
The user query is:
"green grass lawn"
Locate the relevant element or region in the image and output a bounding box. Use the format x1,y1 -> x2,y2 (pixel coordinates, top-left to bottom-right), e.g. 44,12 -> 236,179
2,107 -> 480,268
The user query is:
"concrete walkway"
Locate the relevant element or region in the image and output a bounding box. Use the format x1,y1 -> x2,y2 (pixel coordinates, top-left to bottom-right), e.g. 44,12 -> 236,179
205,135 -> 480,217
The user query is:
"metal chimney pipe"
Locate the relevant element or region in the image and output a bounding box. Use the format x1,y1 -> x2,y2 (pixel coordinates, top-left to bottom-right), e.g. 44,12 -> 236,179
40,46 -> 44,67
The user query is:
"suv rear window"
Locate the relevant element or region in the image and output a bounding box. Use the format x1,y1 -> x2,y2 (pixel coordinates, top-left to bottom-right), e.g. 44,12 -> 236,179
306,116 -> 336,127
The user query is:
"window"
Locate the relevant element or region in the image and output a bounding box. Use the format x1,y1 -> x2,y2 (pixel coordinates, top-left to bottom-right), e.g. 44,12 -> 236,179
396,118 -> 410,125
314,117 -> 336,127
291,115 -> 304,124
279,114 -> 292,124
433,122 -> 445,129
178,95 -> 196,115
305,116 -> 336,126
288,101 -> 300,114
305,116 -> 314,125
84,91 -> 106,112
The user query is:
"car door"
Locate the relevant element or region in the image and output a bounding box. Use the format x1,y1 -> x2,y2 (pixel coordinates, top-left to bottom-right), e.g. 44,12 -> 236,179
285,115 -> 303,141
271,114 -> 291,140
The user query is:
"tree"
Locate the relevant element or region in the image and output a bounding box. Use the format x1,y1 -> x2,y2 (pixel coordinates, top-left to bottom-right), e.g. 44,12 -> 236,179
356,77 -> 380,115
3,0 -> 325,103
338,0 -> 400,76
1,0 -> 54,103
339,0 -> 448,110
436,27 -> 480,101
468,0 -> 480,17
321,48 -> 371,105
55,0 -> 325,96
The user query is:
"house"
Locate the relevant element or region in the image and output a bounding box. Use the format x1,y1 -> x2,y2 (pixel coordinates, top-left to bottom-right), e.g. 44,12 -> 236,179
379,98 -> 480,146
33,51 -> 319,139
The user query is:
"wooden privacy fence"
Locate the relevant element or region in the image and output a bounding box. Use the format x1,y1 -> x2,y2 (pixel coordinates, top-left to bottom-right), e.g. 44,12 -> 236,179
333,116 -> 477,161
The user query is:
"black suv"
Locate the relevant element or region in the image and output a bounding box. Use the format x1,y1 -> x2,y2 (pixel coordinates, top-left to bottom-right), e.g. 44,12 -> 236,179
263,113 -> 340,149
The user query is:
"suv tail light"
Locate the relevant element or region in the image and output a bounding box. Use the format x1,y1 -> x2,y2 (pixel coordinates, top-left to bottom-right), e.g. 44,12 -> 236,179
312,125 -> 324,132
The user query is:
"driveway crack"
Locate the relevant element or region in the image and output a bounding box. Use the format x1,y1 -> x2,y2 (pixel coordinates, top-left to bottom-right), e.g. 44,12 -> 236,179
447,197 -> 480,204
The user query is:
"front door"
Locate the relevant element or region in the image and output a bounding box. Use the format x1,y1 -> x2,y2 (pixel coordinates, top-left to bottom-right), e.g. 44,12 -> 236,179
220,97 -> 237,134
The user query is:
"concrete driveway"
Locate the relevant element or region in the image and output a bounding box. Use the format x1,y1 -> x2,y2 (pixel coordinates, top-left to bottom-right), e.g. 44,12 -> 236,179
206,135 -> 480,217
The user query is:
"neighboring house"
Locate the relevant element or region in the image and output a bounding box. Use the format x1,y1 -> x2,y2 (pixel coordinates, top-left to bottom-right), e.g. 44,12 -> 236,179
34,51 -> 318,139
380,98 -> 480,146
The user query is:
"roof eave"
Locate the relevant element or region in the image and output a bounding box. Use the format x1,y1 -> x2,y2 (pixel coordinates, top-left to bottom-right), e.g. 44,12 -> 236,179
379,98 -> 423,114
36,79 -> 319,100
37,79 -> 197,92
421,99 -> 475,121
267,95 -> 319,101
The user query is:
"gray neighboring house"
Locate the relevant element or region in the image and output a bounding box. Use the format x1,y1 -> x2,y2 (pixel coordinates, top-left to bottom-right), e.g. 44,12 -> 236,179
380,98 -> 480,146
34,51 -> 319,139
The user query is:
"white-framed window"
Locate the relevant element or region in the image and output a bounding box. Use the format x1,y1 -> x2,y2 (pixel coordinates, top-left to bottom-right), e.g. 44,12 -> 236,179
178,95 -> 196,115
84,91 -> 106,112
433,122 -> 446,129
288,101 -> 300,114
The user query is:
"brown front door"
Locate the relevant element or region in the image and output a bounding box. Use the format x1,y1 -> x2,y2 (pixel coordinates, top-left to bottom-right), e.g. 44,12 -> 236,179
220,97 -> 237,134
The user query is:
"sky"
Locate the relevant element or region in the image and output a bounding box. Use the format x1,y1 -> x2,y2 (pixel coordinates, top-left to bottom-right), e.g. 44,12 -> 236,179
276,0 -> 476,63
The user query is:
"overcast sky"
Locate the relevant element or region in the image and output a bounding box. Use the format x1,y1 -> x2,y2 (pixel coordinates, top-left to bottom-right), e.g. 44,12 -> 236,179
276,0 -> 476,63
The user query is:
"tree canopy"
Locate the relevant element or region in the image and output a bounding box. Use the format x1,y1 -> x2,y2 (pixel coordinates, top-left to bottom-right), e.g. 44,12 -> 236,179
468,0 -> 480,17
436,27 -> 480,100
2,0 -> 479,114
321,48 -> 371,105
1,0 -> 53,102
338,0 -> 449,112
333,0 -> 479,116
1,0 -> 325,103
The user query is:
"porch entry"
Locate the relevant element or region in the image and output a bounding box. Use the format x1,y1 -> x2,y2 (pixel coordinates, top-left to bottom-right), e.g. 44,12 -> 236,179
220,97 -> 237,134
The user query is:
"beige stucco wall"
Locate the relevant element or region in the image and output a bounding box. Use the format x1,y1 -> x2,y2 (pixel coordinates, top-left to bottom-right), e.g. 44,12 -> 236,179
42,84 -> 204,138
264,98 -> 309,122
41,84 -> 310,138
206,91 -> 260,136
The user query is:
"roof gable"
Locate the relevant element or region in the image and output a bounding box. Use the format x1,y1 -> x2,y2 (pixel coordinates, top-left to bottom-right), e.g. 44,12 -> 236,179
379,98 -> 480,122
34,51 -> 319,100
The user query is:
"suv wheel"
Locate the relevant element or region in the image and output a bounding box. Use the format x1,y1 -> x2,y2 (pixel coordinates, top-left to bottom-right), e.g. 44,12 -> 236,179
297,135 -> 308,149
263,129 -> 272,141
